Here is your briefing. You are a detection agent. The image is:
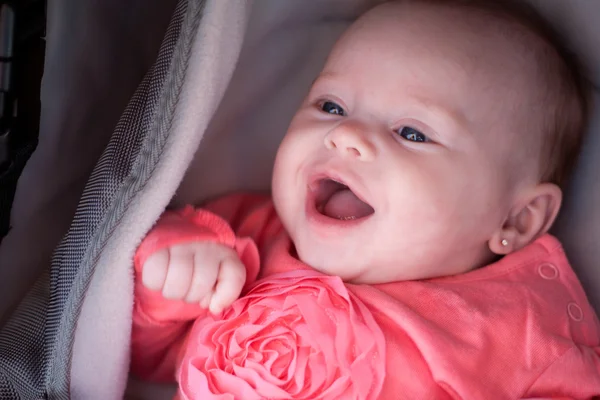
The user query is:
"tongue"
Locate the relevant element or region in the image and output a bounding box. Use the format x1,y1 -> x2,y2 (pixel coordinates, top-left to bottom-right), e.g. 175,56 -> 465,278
323,189 -> 374,220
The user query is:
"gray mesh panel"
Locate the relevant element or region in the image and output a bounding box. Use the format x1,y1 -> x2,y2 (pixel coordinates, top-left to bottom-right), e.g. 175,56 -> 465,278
0,275 -> 49,398
0,0 -> 203,398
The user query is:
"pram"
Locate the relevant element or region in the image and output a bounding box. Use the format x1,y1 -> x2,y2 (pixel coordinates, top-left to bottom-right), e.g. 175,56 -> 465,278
0,0 -> 598,398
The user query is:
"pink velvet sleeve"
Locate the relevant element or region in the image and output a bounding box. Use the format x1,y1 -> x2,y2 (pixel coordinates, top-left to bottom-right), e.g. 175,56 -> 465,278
130,202 -> 263,382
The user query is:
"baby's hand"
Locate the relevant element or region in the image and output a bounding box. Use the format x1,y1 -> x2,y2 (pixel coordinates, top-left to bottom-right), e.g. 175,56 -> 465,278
141,242 -> 246,314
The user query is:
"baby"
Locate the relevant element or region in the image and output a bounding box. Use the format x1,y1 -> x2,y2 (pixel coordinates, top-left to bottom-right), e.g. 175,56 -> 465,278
130,0 -> 600,399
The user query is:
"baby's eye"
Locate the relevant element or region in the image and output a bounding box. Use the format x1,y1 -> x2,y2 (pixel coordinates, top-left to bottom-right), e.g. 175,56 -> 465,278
396,126 -> 429,143
320,101 -> 345,116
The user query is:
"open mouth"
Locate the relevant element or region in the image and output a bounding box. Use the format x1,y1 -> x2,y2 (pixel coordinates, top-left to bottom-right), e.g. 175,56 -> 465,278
310,177 -> 375,221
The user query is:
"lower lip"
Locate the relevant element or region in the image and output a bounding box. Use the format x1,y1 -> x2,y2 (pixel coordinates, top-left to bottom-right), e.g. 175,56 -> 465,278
304,190 -> 373,235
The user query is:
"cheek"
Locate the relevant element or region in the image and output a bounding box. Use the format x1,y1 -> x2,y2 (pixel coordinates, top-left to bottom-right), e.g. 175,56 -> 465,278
272,142 -> 293,210
273,131 -> 303,186
272,131 -> 309,222
273,118 -> 323,185
385,155 -> 503,237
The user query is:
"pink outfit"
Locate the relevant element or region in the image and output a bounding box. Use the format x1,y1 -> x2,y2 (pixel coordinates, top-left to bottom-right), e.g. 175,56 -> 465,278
131,194 -> 600,399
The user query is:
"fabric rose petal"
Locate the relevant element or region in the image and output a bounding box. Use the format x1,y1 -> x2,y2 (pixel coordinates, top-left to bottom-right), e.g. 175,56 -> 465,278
176,270 -> 386,400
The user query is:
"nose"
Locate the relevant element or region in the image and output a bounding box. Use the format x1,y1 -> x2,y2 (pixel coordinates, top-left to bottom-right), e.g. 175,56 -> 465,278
324,122 -> 376,161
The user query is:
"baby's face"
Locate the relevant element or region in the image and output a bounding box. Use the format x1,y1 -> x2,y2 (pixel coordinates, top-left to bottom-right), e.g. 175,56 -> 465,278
272,2 -> 543,283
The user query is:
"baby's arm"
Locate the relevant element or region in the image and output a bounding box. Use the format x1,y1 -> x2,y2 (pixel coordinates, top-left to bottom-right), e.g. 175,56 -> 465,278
130,196 -> 269,382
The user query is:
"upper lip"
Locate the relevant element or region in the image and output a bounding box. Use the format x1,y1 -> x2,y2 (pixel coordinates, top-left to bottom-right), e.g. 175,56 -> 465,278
307,166 -> 373,210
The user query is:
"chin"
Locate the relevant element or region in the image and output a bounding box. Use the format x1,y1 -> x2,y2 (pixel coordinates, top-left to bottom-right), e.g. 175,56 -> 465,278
295,242 -> 362,279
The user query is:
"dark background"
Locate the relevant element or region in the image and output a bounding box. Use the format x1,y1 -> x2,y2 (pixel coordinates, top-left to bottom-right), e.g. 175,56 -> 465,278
0,0 -> 46,240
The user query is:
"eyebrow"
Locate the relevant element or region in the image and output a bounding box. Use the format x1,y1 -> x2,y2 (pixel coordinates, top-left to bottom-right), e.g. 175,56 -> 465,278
312,71 -> 343,86
410,96 -> 470,135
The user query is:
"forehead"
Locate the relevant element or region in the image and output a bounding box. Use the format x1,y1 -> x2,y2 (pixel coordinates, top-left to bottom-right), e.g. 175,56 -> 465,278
327,2 -> 535,88
321,1 -> 543,134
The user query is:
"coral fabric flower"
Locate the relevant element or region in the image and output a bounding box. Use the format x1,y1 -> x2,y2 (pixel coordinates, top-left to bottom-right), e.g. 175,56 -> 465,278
176,271 -> 386,400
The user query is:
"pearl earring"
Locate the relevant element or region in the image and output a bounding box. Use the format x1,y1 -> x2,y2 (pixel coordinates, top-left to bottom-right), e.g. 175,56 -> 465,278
501,239 -> 509,247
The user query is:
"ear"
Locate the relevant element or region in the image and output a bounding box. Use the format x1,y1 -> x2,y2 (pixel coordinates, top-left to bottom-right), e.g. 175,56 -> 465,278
489,183 -> 562,255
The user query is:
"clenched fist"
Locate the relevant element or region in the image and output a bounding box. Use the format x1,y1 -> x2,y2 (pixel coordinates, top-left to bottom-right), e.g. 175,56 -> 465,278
141,242 -> 246,314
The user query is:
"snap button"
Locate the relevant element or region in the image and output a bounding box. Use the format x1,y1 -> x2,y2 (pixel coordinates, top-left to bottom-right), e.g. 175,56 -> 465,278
567,303 -> 583,322
537,263 -> 559,280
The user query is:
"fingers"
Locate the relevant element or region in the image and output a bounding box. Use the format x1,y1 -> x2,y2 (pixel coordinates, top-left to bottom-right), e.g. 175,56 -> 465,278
184,244 -> 220,304
209,255 -> 246,315
140,242 -> 246,313
161,244 -> 195,299
141,249 -> 169,291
